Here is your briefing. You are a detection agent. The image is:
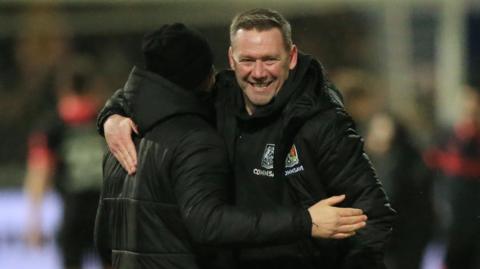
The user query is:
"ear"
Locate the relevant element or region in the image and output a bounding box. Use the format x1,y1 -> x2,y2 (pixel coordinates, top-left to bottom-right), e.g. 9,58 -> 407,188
228,46 -> 235,70
288,45 -> 298,70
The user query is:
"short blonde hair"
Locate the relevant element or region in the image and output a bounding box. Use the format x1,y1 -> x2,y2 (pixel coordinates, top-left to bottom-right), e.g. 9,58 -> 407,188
230,8 -> 292,50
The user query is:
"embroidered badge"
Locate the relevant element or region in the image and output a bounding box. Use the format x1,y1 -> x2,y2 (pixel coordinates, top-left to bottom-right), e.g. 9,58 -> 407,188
261,144 -> 275,169
285,144 -> 299,168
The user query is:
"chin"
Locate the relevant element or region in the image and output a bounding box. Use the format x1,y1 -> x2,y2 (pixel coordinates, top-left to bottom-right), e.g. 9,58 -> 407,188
251,96 -> 274,106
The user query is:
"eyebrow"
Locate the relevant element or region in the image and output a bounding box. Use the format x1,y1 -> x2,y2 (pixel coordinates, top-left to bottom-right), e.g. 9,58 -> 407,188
237,55 -> 280,61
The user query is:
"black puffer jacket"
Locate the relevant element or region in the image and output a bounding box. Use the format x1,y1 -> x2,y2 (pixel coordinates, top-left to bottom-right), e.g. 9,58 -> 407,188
94,67 -> 311,269
214,53 -> 396,269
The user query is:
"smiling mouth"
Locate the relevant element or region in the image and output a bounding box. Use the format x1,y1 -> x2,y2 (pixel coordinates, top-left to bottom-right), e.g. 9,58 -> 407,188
249,81 -> 273,88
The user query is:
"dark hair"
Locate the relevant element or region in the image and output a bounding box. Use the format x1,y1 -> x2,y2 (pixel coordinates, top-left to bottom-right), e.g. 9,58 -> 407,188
229,8 -> 292,50
142,23 -> 214,91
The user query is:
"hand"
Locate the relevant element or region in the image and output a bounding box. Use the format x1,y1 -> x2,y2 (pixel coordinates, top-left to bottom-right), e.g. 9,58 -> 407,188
104,114 -> 139,174
24,206 -> 44,248
308,194 -> 367,239
25,225 -> 44,248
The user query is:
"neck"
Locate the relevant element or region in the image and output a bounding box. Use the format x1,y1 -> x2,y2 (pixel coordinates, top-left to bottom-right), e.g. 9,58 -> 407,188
245,104 -> 255,115
243,95 -> 255,115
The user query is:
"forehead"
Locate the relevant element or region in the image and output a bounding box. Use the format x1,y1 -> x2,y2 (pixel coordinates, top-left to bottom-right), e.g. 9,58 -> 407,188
231,28 -> 287,56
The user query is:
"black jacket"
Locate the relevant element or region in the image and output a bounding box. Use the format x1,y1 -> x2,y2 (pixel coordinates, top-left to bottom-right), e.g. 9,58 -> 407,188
94,67 -> 311,269
213,53 -> 395,269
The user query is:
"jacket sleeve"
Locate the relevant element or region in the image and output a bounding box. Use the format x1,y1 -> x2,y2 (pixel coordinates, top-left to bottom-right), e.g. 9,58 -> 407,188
170,128 -> 311,247
312,110 -> 396,269
96,88 -> 129,136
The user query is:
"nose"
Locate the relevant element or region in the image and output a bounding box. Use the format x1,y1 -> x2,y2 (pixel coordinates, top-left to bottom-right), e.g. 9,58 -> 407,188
252,60 -> 267,80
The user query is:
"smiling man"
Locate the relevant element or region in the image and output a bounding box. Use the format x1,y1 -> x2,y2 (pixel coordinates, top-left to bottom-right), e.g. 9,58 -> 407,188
97,9 -> 395,269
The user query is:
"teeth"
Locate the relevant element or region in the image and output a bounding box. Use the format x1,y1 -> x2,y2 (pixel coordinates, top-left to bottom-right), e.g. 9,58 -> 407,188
251,81 -> 270,88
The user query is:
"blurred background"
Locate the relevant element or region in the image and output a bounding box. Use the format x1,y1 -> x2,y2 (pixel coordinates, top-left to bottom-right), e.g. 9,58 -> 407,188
0,0 -> 479,268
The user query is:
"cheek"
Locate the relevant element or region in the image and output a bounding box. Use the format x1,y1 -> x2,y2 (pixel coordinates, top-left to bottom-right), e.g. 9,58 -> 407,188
270,64 -> 287,78
236,67 -> 251,79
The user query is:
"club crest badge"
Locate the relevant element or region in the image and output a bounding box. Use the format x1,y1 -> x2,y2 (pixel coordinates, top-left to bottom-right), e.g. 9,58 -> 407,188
261,144 -> 275,169
285,145 -> 299,168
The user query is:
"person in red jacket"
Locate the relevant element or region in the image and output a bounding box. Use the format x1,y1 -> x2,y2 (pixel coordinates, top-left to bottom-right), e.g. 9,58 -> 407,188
24,56 -> 110,269
424,85 -> 480,269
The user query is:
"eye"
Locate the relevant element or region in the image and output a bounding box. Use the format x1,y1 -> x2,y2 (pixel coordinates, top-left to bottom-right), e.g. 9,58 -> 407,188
263,58 -> 279,65
238,58 -> 255,66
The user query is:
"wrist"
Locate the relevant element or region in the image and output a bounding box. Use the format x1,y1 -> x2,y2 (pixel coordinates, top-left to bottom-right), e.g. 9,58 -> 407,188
97,107 -> 127,136
303,207 -> 314,237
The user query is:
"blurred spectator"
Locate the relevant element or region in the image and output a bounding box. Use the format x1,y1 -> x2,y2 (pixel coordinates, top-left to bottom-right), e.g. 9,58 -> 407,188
23,55 -> 108,269
365,112 -> 435,269
331,68 -> 383,134
0,3 -> 73,163
332,68 -> 435,269
424,85 -> 480,269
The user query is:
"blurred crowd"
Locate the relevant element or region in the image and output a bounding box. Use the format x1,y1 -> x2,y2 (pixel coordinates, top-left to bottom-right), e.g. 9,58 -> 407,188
0,4 -> 133,166
0,4 -> 129,269
334,69 -> 480,269
0,2 -> 479,269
